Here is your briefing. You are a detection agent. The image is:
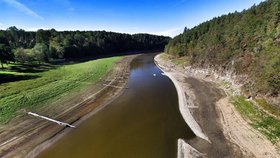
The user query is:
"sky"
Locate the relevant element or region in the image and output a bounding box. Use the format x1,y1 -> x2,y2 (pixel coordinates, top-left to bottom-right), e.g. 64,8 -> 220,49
0,0 -> 264,37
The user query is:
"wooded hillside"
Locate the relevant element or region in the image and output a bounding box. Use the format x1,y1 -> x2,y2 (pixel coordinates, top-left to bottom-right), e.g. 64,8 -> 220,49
165,0 -> 280,97
0,27 -> 170,65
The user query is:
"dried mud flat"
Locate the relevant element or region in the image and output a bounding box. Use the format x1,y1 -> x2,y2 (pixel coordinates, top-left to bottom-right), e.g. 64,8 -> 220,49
0,55 -> 137,158
155,54 -> 280,158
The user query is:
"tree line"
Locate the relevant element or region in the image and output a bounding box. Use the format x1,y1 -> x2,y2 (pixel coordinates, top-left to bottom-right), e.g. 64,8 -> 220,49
0,27 -> 170,67
165,0 -> 280,96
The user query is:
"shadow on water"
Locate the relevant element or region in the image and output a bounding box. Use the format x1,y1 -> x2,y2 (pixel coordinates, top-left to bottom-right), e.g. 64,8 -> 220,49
38,53 -> 195,158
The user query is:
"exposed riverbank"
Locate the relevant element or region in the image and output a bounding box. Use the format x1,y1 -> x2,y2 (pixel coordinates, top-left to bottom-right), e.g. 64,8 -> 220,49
0,55 -> 137,158
155,53 -> 280,158
36,53 -> 194,158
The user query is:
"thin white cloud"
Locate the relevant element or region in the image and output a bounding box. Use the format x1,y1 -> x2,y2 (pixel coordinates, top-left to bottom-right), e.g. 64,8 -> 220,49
2,0 -> 43,19
28,27 -> 50,31
154,27 -> 184,37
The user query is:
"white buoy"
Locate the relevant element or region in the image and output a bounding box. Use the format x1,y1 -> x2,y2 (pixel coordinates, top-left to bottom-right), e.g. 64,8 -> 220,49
153,74 -> 156,77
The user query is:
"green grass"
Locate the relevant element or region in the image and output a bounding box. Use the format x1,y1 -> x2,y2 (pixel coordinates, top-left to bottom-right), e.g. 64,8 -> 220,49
0,57 -> 121,124
256,99 -> 280,117
0,63 -> 16,69
160,53 -> 190,66
223,81 -> 231,87
159,53 -> 169,60
171,58 -> 187,66
0,71 -> 18,75
231,96 -> 280,143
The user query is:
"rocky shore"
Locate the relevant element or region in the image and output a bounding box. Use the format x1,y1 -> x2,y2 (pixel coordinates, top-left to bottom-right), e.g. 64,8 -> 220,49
155,53 -> 279,158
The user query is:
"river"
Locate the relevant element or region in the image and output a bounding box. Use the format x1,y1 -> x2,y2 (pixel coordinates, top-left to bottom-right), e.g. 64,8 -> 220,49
38,53 -> 195,158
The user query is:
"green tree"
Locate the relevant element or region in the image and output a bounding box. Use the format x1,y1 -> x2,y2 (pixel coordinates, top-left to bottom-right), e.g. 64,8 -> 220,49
0,44 -> 12,68
165,0 -> 280,96
14,48 -> 26,63
0,35 -> 13,68
32,43 -> 50,63
36,29 -> 50,44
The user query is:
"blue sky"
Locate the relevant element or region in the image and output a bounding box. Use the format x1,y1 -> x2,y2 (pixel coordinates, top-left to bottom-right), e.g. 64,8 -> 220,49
0,0 -> 264,37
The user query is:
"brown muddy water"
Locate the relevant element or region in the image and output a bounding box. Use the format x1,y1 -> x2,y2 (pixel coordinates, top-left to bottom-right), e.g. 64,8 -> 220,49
38,53 -> 195,158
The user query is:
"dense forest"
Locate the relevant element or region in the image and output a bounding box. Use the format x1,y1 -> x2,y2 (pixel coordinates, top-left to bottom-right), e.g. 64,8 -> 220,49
0,27 -> 170,66
165,0 -> 280,97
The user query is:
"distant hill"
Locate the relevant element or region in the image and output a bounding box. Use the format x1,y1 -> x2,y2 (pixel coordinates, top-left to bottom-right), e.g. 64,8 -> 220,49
0,28 -> 170,65
165,0 -> 280,100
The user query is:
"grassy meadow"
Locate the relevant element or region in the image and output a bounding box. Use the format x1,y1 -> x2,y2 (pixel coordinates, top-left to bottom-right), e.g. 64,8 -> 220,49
0,57 -> 121,124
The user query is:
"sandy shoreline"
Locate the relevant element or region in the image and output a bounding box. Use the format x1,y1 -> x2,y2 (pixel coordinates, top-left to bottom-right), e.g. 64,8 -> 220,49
154,56 -> 209,142
154,53 -> 280,158
0,55 -> 137,158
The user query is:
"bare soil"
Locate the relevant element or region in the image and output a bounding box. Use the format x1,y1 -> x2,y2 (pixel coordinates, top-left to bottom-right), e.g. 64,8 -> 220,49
185,77 -> 244,157
216,98 -> 280,158
155,53 -> 280,158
